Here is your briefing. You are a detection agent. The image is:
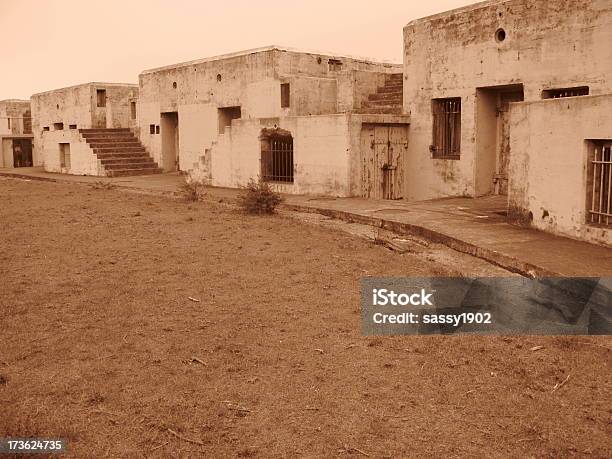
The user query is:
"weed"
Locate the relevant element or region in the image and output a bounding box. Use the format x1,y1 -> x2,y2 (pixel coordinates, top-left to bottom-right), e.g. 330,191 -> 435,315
178,177 -> 207,202
238,177 -> 283,215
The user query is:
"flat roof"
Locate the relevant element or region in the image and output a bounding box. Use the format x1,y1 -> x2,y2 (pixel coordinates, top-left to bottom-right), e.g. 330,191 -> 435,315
404,0 -> 506,28
141,45 -> 401,75
32,82 -> 138,97
0,99 -> 30,104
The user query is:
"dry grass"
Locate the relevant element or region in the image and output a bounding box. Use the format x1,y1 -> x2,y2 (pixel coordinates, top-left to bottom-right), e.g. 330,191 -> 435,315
0,178 -> 610,458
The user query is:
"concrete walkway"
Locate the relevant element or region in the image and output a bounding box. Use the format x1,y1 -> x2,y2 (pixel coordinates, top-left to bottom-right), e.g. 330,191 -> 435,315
2,167 -> 611,277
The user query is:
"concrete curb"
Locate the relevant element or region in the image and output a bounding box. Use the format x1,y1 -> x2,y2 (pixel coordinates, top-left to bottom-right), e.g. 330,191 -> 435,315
283,203 -> 561,278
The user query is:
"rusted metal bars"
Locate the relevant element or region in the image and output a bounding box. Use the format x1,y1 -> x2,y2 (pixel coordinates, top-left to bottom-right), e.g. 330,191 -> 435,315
262,137 -> 294,183
590,145 -> 612,226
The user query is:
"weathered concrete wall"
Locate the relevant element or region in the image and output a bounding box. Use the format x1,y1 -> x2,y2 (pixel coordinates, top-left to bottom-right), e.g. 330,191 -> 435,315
91,84 -> 139,129
31,83 -> 137,170
285,76 -> 338,116
275,48 -> 400,78
189,114 -> 353,196
403,0 -> 612,201
0,100 -> 31,136
138,50 -> 278,171
508,95 -> 612,247
1,138 -> 13,167
138,47 -> 401,175
40,129 -> 103,176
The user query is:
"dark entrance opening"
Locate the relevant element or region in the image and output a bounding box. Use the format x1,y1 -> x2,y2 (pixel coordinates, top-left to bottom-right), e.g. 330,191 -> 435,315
160,112 -> 179,172
12,139 -> 33,167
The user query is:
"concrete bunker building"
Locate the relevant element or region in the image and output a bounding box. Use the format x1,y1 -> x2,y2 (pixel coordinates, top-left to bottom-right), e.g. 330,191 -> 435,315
403,0 -> 612,245
31,82 -> 160,176
137,46 -> 409,197
0,100 -> 34,168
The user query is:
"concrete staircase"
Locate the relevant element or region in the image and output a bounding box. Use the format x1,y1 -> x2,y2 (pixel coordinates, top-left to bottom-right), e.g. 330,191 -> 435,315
79,128 -> 162,177
358,73 -> 403,115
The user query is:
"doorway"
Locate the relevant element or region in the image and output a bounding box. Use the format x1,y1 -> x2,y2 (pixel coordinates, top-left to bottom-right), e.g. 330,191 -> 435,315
360,124 -> 408,199
475,84 -> 524,196
160,112 -> 179,172
12,139 -> 33,167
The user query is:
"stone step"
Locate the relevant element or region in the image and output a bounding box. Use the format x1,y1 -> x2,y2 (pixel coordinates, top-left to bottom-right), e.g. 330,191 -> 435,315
87,141 -> 143,148
95,152 -> 150,159
356,106 -> 403,115
99,157 -> 156,165
82,133 -> 137,140
83,137 -> 139,143
80,128 -> 131,134
366,100 -> 403,108
362,101 -> 403,108
103,162 -> 159,170
106,168 -> 163,177
377,85 -> 403,93
92,146 -> 146,153
378,86 -> 403,93
369,93 -> 403,101
386,73 -> 403,81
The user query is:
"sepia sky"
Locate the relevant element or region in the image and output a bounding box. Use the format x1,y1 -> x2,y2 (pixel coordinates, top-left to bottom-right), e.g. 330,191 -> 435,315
0,0 -> 480,100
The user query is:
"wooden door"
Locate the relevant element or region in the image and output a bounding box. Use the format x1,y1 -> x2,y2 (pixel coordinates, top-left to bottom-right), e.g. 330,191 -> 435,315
360,124 -> 407,199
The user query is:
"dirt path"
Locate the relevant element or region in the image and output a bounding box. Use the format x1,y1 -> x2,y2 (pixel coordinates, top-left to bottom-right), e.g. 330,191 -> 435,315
1,178 -> 610,458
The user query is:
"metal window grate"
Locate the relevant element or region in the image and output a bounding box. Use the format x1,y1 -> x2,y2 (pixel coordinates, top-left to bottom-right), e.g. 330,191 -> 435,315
588,143 -> 612,227
543,87 -> 589,99
432,98 -> 461,159
262,137 -> 294,183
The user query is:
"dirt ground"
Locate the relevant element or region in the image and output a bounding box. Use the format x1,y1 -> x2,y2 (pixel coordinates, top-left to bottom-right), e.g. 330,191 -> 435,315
1,178 -> 610,458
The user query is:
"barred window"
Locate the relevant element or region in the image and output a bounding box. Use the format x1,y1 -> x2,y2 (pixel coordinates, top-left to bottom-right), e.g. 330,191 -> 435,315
587,141 -> 611,227
261,134 -> 294,183
431,98 -> 461,159
542,87 -> 589,99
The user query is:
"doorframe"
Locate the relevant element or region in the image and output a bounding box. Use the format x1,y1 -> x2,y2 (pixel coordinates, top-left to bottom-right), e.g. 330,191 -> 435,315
474,83 -> 524,197
10,137 -> 33,168
160,111 -> 179,172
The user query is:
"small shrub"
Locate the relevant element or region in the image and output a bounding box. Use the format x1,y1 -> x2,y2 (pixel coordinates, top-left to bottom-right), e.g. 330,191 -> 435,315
178,177 -> 206,202
238,177 -> 283,214
91,180 -> 115,190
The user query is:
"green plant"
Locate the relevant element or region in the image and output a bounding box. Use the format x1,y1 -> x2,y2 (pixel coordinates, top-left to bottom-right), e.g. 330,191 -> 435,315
238,177 -> 283,214
178,177 -> 207,202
